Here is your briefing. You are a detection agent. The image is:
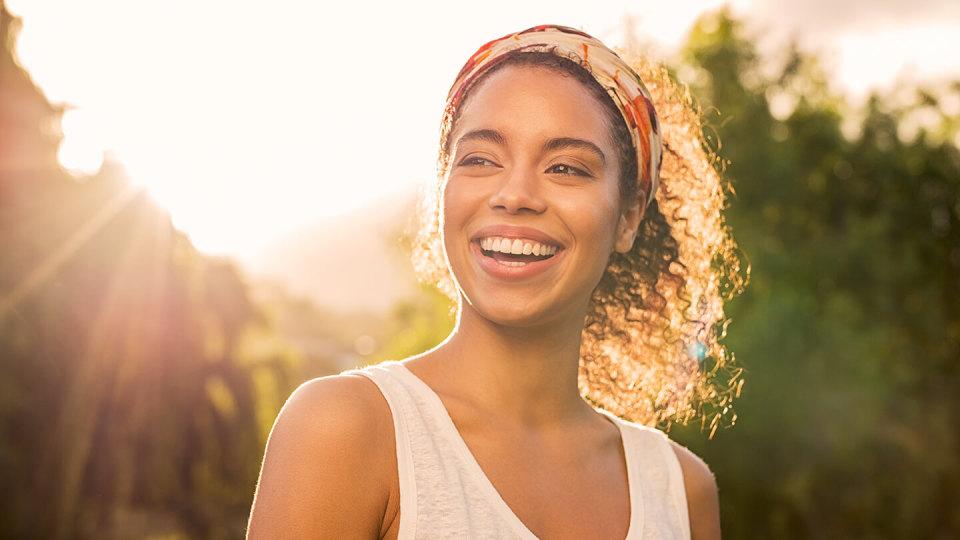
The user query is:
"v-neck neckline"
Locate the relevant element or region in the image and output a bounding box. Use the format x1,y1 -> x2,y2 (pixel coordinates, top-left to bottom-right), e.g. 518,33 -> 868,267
387,360 -> 642,539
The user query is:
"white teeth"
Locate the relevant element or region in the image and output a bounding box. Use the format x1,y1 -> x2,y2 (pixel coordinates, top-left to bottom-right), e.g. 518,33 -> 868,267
478,236 -> 559,256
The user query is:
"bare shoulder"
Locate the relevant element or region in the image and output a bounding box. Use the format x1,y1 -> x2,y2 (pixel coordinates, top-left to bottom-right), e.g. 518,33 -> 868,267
667,439 -> 722,540
246,372 -> 396,539
272,373 -> 394,446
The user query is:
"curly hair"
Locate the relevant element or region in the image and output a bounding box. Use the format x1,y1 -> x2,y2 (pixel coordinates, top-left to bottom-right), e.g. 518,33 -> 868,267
409,49 -> 748,436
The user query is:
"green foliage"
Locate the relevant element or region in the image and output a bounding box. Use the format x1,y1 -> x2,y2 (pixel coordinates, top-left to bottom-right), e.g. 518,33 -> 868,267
671,7 -> 960,538
368,282 -> 456,366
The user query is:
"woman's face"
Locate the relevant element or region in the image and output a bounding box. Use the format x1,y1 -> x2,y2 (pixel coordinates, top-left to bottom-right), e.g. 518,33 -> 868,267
441,64 -> 643,328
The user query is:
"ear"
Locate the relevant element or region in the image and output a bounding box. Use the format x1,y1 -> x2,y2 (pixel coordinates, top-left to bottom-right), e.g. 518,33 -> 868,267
613,195 -> 644,254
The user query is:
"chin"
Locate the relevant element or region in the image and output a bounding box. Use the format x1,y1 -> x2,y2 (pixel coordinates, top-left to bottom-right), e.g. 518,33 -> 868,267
459,287 -> 567,329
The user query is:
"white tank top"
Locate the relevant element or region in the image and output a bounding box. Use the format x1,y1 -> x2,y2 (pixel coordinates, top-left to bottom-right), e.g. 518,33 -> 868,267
343,359 -> 691,539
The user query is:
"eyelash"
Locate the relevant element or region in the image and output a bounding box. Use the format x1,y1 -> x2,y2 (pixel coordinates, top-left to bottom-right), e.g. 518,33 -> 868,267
458,156 -> 590,177
547,163 -> 590,177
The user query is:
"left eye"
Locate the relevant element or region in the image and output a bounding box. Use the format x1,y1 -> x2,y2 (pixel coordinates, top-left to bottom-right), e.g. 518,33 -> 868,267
547,163 -> 589,176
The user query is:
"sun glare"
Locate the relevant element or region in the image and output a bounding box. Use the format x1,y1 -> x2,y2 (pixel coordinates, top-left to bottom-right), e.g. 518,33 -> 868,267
57,108 -> 105,177
834,23 -> 960,103
8,0 -> 958,259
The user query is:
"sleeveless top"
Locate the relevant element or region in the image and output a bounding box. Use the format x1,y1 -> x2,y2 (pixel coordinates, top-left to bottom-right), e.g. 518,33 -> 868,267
341,359 -> 691,539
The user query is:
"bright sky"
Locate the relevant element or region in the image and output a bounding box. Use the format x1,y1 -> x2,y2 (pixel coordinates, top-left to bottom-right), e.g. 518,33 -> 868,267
7,0 -> 959,259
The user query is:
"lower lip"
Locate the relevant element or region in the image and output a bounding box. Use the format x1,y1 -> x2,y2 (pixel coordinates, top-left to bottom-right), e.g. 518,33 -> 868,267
470,241 -> 565,281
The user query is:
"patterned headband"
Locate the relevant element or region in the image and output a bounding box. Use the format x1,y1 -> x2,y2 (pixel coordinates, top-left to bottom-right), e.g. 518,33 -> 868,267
445,24 -> 663,209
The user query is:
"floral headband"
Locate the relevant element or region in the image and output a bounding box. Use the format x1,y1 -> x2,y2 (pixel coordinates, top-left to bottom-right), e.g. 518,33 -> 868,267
444,24 -> 663,209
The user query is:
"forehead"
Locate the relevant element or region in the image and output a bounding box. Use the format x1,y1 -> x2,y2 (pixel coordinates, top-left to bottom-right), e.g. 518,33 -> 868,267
452,65 -> 612,148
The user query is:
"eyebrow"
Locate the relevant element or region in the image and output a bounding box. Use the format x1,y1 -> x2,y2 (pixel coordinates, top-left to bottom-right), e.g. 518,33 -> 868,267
455,128 -> 606,165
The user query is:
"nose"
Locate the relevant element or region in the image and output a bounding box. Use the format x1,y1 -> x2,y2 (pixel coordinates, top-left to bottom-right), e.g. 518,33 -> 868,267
487,164 -> 547,215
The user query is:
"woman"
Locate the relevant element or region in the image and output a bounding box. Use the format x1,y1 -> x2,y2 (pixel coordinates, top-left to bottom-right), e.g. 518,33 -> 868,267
247,23 -> 744,539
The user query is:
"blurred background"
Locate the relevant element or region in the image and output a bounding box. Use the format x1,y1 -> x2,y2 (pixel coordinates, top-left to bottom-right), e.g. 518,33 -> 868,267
1,0 -> 958,538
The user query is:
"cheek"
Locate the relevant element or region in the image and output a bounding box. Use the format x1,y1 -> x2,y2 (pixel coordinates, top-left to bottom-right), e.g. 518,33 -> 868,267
441,177 -> 469,233
558,192 -> 621,255
440,177 -> 480,256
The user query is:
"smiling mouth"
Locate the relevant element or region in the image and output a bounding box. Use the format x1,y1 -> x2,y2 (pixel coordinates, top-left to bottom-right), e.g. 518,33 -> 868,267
475,240 -> 559,266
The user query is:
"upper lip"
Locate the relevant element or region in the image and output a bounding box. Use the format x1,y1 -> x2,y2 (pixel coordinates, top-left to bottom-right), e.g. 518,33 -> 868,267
470,224 -> 565,249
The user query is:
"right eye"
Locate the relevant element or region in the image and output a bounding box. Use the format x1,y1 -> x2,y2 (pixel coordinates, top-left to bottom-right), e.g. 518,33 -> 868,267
459,156 -> 496,167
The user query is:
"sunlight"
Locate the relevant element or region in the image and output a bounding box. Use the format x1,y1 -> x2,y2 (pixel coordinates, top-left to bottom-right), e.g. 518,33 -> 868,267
7,0 -> 958,259
833,23 -> 960,103
0,182 -> 145,321
57,108 -> 105,176
4,0 -> 741,259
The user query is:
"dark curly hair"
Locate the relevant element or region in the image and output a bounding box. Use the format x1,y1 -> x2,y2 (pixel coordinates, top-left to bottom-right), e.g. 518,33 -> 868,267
409,48 -> 748,436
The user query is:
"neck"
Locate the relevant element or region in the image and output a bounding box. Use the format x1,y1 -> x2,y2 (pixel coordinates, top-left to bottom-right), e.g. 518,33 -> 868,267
429,296 -> 595,428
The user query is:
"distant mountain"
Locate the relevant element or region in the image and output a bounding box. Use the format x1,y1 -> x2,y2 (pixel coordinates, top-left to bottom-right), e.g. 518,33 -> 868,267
242,186 -> 426,314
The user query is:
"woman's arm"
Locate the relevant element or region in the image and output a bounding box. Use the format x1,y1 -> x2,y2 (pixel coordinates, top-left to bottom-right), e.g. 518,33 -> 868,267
246,375 -> 394,539
669,440 -> 722,540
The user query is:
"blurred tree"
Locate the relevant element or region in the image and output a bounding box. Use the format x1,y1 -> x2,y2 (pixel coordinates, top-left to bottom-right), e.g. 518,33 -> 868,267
670,7 -> 960,538
0,3 -> 298,538
368,281 -> 456,366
